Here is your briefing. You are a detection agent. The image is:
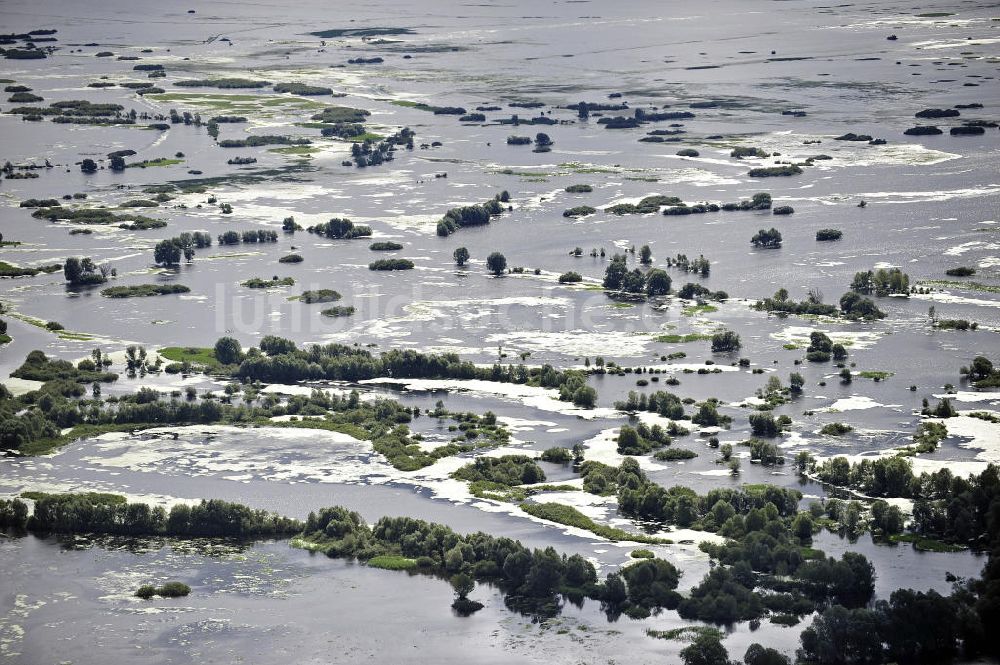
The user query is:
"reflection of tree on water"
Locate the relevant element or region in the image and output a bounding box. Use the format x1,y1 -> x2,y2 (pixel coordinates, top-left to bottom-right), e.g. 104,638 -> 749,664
50,533 -> 256,557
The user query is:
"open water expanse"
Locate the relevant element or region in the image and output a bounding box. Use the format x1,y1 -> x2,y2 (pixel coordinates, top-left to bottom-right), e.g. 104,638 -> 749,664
0,0 -> 997,662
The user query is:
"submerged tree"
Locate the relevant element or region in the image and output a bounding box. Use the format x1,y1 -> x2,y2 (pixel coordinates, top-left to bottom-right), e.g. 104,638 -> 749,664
486,252 -> 507,276
153,240 -> 182,266
751,228 -> 782,248
63,257 -> 107,285
711,330 -> 741,352
645,269 -> 671,296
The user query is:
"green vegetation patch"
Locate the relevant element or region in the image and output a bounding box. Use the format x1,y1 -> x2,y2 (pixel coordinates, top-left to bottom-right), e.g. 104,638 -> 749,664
653,448 -> 698,461
468,480 -> 579,503
559,161 -> 619,174
101,284 -> 190,298
390,99 -> 437,112
274,82 -> 334,96
368,259 -> 414,271
158,346 -> 223,371
269,145 -> 321,156
7,312 -> 96,342
654,333 -> 711,343
366,554 -> 418,570
18,423 -> 153,456
31,206 -> 164,229
294,289 -> 341,303
682,304 -> 718,316
494,168 -> 554,178
858,371 -> 893,380
21,490 -> 126,505
563,205 -> 597,218
321,306 -> 355,317
646,626 -> 724,642
310,105 -> 370,124
748,165 -> 803,177
146,92 -> 325,116
127,158 -> 183,168
0,261 -> 62,278
921,280 -> 1000,294
242,277 -> 295,288
136,581 -> 191,599
520,502 -> 667,544
888,533 -> 965,552
175,78 -> 270,89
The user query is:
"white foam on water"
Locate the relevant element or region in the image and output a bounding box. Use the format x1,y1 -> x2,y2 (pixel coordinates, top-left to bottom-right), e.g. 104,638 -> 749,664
925,412 -> 1000,464
496,416 -> 558,432
934,392 -> 1000,405
821,396 -> 901,412
76,425 -> 394,486
3,378 -> 45,396
580,428 -> 668,471
944,241 -> 1000,257
910,290 -> 1000,309
486,330 -> 651,358
772,325 -> 883,350
911,36 -> 1000,50
358,377 -> 616,419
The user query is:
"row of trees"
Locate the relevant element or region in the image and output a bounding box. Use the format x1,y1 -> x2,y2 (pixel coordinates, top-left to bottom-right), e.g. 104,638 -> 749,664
4,334 -> 702,458
303,505 -> 694,619
4,484 -> 996,663
754,288 -> 838,317
218,229 -> 276,245
436,192 -> 510,237
795,460 -> 1000,663
63,256 -> 110,285
851,267 -> 910,296
153,232 -> 212,266
301,507 -> 603,615
2,345 -> 433,454
815,458 -> 1000,549
230,336 -> 590,404
602,254 -> 672,295
753,289 -> 885,322
572,458 -> 885,632
0,493 -> 301,537
665,252 -> 711,276
308,218 -> 372,239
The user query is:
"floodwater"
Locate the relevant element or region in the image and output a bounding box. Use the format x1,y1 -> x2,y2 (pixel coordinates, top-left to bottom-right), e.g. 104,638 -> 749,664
0,0 -> 998,661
